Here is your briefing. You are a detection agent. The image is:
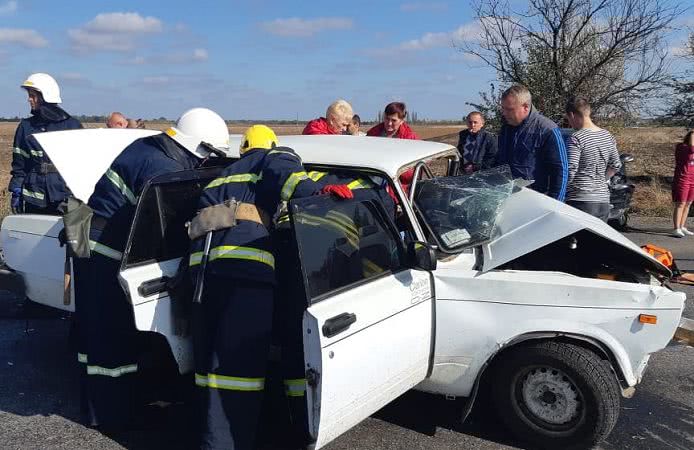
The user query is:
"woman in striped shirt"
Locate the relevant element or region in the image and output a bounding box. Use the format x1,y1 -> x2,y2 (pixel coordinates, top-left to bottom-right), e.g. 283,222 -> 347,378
564,97 -> 621,221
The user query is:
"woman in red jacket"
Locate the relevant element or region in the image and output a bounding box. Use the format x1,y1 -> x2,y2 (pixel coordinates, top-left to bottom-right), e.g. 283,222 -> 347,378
302,99 -> 353,135
673,131 -> 694,237
367,102 -> 419,139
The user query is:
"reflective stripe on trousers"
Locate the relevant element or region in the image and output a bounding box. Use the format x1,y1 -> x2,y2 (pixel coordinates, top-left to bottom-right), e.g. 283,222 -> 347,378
189,245 -> 275,268
86,363 -> 138,377
195,373 -> 265,391
284,378 -> 306,397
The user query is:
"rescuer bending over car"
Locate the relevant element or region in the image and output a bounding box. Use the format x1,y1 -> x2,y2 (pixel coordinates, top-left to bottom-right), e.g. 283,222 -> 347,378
73,108 -> 230,429
188,125 -> 353,450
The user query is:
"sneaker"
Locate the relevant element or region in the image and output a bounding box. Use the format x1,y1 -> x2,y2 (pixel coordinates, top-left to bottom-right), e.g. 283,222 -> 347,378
683,227 -> 694,236
674,229 -> 685,238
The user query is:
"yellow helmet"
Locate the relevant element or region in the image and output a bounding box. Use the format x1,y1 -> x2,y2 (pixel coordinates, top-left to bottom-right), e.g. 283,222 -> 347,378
240,125 -> 278,154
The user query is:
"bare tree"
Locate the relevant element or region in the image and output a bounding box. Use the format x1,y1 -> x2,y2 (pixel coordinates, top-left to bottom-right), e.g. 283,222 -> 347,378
462,0 -> 684,122
666,32 -> 694,126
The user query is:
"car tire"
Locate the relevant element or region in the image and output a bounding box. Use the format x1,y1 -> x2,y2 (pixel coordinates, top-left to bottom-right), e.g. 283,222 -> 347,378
609,212 -> 629,231
491,341 -> 620,450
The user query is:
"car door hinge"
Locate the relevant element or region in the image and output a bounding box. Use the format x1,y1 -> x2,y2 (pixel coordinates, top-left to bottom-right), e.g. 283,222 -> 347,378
306,368 -> 320,387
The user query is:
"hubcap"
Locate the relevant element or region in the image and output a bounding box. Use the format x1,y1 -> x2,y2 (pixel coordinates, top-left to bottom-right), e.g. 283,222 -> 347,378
520,367 -> 581,425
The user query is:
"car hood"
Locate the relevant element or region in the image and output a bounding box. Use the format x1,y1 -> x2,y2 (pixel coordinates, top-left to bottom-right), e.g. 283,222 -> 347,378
34,128 -> 160,201
483,187 -> 669,276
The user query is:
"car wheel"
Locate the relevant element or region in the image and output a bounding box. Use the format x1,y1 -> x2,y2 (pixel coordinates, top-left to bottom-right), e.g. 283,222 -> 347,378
609,212 -> 629,231
492,341 -> 620,449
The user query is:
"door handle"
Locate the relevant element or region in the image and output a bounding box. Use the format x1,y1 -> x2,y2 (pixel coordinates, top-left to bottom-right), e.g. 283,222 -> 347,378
322,313 -> 357,338
138,276 -> 169,297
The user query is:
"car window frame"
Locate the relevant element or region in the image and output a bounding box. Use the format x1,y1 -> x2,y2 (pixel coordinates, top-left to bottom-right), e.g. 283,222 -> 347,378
289,191 -> 409,305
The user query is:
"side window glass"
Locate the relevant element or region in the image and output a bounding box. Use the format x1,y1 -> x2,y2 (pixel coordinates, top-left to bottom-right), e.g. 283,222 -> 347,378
124,178 -> 210,267
291,191 -> 405,303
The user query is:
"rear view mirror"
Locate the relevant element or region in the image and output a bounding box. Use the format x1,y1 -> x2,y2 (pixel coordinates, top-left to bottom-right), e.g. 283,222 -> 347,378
407,241 -> 437,271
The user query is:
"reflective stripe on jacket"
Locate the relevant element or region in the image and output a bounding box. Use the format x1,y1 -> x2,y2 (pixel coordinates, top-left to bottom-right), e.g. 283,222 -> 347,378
190,146 -> 321,283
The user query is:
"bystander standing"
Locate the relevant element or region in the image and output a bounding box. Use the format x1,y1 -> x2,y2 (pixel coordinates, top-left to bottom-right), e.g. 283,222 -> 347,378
106,112 -> 128,129
496,85 -> 568,201
457,111 -> 497,174
672,131 -> 694,237
564,97 -> 621,221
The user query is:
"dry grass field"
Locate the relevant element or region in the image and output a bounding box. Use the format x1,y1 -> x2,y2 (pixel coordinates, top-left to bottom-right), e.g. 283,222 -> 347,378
0,122 -> 683,221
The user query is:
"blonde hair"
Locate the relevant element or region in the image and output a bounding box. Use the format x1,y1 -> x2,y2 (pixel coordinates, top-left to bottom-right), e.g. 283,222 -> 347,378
327,99 -> 353,122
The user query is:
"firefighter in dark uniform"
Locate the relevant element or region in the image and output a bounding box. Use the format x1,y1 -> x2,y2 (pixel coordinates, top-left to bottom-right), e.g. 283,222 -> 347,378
189,125 -> 352,450
9,73 -> 82,214
73,108 -> 230,429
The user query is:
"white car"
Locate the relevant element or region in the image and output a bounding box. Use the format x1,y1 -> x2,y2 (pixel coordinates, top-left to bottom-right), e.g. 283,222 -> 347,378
0,129 -> 685,449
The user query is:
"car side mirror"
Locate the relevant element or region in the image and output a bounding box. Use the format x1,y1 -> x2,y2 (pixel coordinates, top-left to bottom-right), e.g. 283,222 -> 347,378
407,241 -> 437,271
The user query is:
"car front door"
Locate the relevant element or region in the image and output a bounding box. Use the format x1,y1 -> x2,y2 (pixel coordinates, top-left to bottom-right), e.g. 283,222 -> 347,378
290,190 -> 435,449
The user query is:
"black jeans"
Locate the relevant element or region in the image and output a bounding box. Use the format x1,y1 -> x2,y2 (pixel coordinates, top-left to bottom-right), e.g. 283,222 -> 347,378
566,200 -> 610,222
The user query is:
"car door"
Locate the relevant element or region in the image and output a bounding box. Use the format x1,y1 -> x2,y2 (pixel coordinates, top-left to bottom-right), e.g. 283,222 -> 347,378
290,190 -> 435,449
117,167 -> 224,374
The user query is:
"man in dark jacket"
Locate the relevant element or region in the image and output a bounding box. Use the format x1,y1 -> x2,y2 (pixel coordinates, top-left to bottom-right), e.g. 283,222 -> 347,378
496,85 -> 568,201
73,107 -> 230,430
456,111 -> 497,173
9,73 -> 82,214
190,125 -> 352,449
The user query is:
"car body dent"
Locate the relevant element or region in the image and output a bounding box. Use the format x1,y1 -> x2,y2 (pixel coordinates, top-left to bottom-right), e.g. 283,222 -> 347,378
484,187 -> 669,276
416,266 -> 685,396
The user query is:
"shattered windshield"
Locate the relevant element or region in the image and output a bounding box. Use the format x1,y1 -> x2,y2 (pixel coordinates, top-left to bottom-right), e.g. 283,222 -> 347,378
413,166 -> 514,252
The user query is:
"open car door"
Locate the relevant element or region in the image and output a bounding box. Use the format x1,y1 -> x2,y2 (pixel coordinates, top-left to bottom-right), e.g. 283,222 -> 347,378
290,190 -> 435,449
117,166 -> 226,374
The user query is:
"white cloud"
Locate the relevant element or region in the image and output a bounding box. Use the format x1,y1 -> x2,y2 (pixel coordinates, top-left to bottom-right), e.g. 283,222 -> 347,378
142,76 -> 170,85
400,2 -> 448,12
260,17 -> 353,37
398,23 -> 481,51
68,12 -> 163,53
0,28 -> 48,48
192,48 -> 208,61
0,1 -> 17,15
121,48 -> 209,65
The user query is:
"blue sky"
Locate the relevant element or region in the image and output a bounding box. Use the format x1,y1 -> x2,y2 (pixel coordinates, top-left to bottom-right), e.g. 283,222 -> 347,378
0,1 -> 691,121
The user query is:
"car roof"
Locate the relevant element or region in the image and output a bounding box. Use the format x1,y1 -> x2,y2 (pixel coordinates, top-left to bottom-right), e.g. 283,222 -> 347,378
227,134 -> 456,177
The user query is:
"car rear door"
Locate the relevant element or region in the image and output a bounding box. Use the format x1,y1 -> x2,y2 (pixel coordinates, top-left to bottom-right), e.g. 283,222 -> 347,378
290,191 -> 435,449
117,167 -> 224,374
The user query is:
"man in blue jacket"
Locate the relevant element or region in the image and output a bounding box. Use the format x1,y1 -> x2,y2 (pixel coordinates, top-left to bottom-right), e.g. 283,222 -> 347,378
496,85 -> 568,201
9,73 -> 82,214
73,107 -> 230,430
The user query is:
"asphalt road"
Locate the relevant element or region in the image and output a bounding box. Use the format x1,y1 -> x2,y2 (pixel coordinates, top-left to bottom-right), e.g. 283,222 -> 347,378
1,215 -> 694,450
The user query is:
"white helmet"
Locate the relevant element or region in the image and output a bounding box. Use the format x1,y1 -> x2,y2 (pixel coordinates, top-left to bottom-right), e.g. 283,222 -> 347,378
21,73 -> 62,104
165,107 -> 230,159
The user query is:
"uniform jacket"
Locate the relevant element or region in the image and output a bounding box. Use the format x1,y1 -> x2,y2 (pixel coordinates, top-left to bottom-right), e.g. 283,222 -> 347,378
88,133 -> 200,258
366,122 -> 419,140
308,170 -> 396,219
10,107 -> 82,207
496,108 -> 568,201
190,146 -> 322,284
302,117 -> 340,135
456,129 -> 498,170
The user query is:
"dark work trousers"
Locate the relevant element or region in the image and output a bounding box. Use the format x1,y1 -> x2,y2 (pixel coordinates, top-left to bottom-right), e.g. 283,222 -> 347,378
24,201 -> 64,215
73,252 -> 140,429
273,228 -> 310,446
193,275 -> 274,450
566,200 -> 610,222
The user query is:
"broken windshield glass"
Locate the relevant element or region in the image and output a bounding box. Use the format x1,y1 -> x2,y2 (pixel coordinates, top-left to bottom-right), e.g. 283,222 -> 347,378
414,166 -> 514,252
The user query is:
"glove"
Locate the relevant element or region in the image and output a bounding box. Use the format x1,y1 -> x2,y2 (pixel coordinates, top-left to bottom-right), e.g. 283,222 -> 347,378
10,188 -> 22,214
320,184 -> 354,199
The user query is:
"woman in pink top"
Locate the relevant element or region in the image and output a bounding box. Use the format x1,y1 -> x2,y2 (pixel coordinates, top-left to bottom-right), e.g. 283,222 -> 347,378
672,131 -> 694,237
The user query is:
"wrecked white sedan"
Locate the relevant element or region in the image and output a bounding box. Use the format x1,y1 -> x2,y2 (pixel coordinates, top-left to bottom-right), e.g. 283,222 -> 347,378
0,129 -> 685,449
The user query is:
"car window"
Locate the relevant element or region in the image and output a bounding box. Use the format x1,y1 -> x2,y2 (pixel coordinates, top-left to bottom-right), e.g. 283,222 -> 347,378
123,167 -> 226,267
290,190 -> 406,303
414,166 -> 514,252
